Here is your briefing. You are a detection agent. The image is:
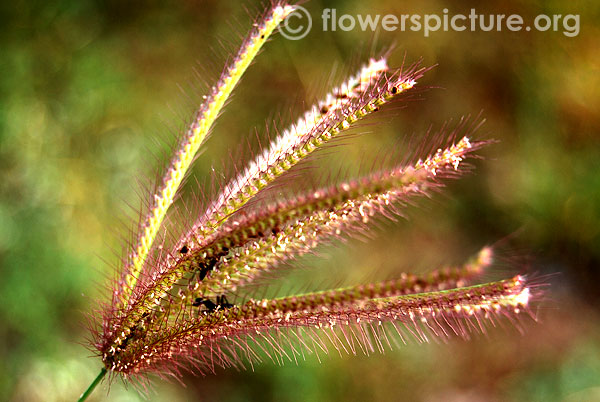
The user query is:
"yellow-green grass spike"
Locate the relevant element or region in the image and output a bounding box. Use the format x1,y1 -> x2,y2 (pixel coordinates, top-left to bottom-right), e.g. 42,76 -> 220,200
119,3 -> 294,306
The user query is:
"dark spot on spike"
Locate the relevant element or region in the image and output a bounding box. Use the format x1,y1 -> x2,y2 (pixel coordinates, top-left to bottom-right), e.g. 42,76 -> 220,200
192,297 -> 216,311
193,296 -> 233,312
260,34 -> 265,39
320,105 -> 329,114
198,264 -> 211,280
196,257 -> 217,281
204,300 -> 217,311
390,86 -> 398,94
198,268 -> 208,281
193,298 -> 216,311
180,245 -> 189,254
216,295 -> 235,309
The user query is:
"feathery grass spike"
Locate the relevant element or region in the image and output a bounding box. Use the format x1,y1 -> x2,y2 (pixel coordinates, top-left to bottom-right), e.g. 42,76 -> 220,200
195,58 -> 423,236
102,276 -> 532,376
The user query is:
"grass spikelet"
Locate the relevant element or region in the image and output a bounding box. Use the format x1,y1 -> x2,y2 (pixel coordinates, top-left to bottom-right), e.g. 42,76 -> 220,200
79,3 -> 545,401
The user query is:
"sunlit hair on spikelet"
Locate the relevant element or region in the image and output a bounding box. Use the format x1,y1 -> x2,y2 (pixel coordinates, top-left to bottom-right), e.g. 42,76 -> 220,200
79,2 -> 544,400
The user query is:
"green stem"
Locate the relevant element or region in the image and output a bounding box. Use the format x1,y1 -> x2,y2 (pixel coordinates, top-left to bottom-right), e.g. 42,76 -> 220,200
78,368 -> 107,402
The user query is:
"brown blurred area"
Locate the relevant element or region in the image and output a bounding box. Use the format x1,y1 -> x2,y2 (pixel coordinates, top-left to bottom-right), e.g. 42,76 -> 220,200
1,0 -> 598,400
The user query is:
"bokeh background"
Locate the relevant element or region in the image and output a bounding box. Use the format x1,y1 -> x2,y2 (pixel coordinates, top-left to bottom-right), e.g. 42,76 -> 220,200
1,0 -> 599,401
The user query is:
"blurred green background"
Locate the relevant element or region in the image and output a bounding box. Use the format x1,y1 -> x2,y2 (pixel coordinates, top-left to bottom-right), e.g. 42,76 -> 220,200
1,0 -> 599,401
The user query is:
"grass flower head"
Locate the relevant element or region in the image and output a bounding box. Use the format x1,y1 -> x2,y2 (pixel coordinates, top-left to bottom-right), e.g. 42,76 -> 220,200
79,2 -> 544,400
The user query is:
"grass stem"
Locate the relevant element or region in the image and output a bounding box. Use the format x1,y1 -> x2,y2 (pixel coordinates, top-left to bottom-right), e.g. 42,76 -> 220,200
78,368 -> 106,402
